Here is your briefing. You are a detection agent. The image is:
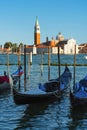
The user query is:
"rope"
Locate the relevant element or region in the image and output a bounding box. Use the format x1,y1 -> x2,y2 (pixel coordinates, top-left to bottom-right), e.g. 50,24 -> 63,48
53,91 -> 61,98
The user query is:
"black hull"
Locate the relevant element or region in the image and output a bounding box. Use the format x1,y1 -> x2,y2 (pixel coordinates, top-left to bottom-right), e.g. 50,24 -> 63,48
13,89 -> 64,105
0,76 -> 20,93
70,92 -> 87,107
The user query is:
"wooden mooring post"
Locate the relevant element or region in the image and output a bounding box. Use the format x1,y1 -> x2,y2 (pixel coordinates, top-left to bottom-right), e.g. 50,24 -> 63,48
18,45 -> 21,88
30,52 -> 32,65
58,46 -> 60,80
48,46 -> 50,80
40,52 -> 43,76
73,45 -> 76,89
27,52 -> 32,79
24,45 -> 26,91
7,51 -> 10,75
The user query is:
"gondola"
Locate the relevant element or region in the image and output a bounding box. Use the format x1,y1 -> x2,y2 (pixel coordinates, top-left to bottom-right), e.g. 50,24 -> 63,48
13,66 -> 72,105
70,75 -> 87,107
0,65 -> 23,92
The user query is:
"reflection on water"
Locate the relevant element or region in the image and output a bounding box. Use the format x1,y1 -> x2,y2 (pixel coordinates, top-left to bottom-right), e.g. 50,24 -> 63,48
15,103 -> 49,129
68,104 -> 87,130
14,96 -> 71,130
14,100 -> 62,130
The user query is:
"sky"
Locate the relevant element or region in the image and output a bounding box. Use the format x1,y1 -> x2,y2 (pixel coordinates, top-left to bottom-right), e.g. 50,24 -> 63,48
0,0 -> 87,46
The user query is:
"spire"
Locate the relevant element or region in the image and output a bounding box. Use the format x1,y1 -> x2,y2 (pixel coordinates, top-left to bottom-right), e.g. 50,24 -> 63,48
35,16 -> 39,26
34,16 -> 40,45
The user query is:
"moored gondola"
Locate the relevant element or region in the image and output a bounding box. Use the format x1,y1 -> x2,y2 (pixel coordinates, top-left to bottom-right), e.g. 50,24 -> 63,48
70,75 -> 87,107
0,66 -> 23,92
13,66 -> 72,105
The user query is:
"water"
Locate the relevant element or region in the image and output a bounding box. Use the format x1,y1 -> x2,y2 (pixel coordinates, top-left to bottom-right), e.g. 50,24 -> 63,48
0,54 -> 87,130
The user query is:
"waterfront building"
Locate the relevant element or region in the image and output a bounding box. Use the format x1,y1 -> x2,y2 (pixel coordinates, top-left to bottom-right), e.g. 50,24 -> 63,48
21,17 -> 78,54
0,47 -> 12,54
58,38 -> 78,54
78,43 -> 87,53
25,45 -> 37,54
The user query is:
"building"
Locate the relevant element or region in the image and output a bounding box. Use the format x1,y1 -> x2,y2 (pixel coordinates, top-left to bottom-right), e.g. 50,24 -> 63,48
22,17 -> 78,54
0,47 -> 12,54
78,43 -> 87,53
58,39 -> 78,54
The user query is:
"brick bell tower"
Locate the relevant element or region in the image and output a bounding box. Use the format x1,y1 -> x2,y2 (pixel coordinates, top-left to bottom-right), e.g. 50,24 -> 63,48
34,17 -> 40,45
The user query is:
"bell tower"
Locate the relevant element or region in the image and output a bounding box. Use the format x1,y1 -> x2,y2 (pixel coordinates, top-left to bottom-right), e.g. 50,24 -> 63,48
34,17 -> 40,45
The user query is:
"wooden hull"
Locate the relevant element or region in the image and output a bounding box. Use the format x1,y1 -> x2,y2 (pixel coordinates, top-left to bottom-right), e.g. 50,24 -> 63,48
0,82 -> 10,92
13,89 -> 64,104
0,76 -> 19,92
13,66 -> 72,105
0,66 -> 23,92
70,72 -> 87,107
0,76 -> 22,93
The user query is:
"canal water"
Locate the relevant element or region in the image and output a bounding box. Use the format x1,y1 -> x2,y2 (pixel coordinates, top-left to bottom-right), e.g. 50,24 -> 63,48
0,54 -> 87,130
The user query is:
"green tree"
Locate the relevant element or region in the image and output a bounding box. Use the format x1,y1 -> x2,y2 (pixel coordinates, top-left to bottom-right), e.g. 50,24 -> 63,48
19,42 -> 23,46
12,43 -> 18,52
4,42 -> 12,48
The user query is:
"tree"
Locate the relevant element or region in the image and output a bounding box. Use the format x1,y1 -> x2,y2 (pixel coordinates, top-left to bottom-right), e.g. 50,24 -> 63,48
19,42 -> 23,46
4,42 -> 12,48
12,43 -> 18,52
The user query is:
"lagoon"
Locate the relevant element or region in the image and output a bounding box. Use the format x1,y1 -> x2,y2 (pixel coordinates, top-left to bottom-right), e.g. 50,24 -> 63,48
0,54 -> 87,129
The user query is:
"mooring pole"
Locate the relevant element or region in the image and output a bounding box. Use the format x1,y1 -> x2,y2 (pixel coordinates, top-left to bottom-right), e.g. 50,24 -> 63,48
28,53 -> 30,78
18,45 -> 21,89
58,46 -> 60,80
48,46 -> 50,80
7,51 -> 9,75
24,44 -> 26,91
30,52 -> 32,65
57,45 -> 61,92
40,52 -> 43,76
73,45 -> 76,89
